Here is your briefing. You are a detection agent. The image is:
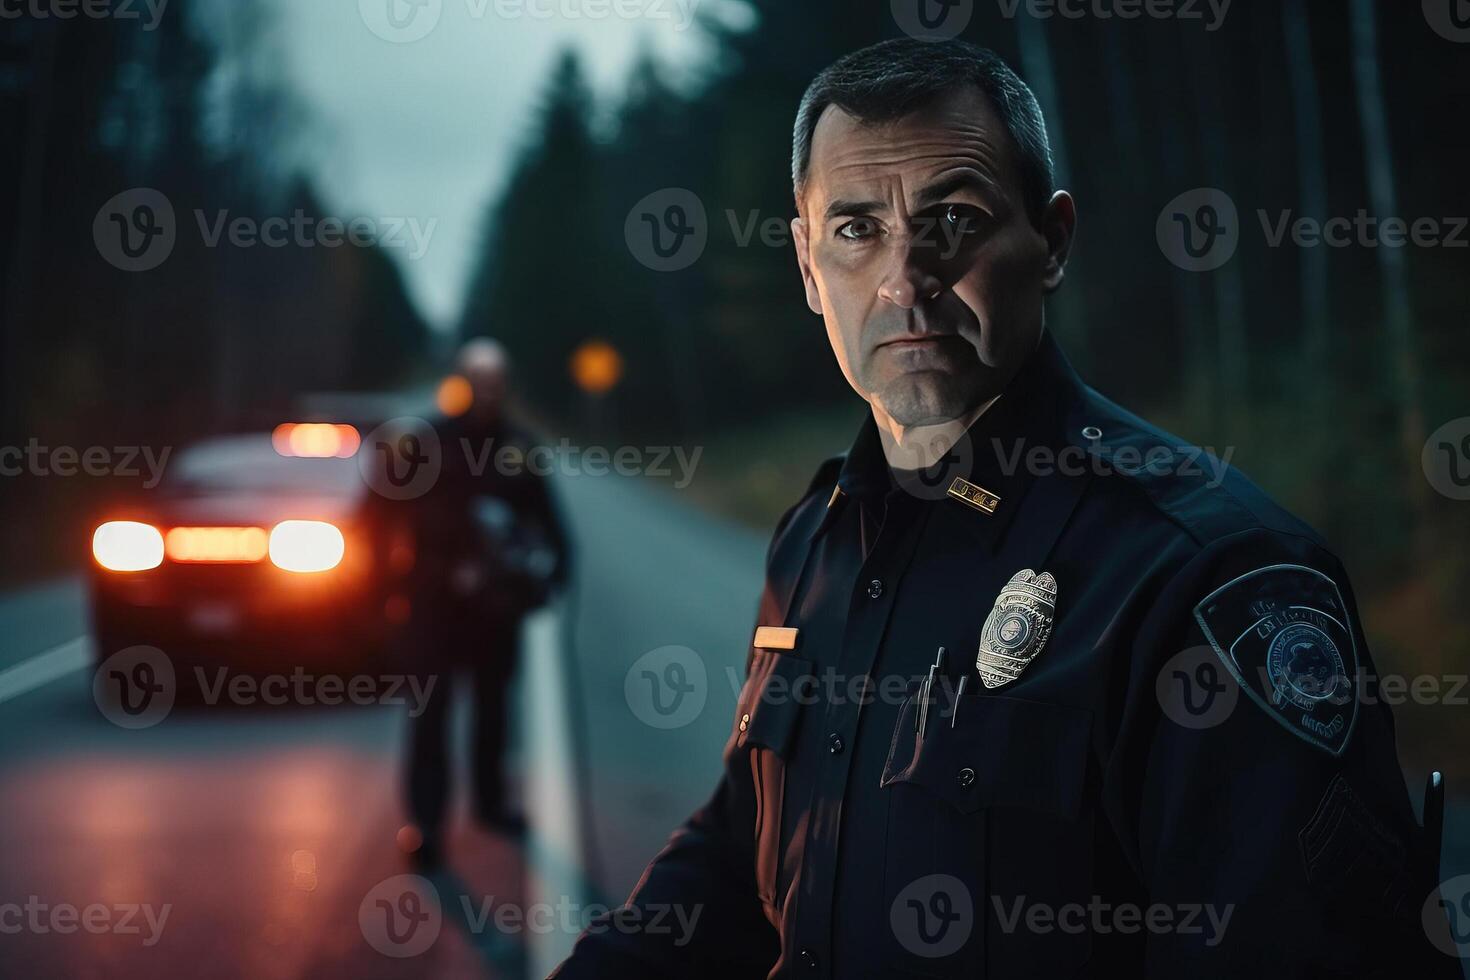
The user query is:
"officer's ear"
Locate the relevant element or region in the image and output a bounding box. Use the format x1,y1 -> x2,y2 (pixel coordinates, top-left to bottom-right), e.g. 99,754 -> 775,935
790,213 -> 823,316
1039,190 -> 1076,294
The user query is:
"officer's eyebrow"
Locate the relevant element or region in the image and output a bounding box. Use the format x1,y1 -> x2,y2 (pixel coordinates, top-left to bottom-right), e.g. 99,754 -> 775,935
914,172 -> 995,208
823,198 -> 887,222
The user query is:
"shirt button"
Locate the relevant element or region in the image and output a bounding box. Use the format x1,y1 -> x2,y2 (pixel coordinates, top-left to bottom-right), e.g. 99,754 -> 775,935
957,767 -> 976,788
828,733 -> 844,755
739,713 -> 749,733
866,579 -> 884,599
799,948 -> 819,970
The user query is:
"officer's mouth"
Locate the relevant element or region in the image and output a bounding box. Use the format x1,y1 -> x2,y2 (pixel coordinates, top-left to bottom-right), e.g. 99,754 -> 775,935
874,334 -> 963,358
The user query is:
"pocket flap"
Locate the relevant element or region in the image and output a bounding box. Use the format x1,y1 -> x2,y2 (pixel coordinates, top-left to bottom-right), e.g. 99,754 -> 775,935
881,693 -> 1092,818
735,649 -> 812,757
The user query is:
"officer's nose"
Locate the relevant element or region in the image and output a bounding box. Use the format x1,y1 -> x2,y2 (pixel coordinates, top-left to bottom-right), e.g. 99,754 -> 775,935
876,242 -> 944,310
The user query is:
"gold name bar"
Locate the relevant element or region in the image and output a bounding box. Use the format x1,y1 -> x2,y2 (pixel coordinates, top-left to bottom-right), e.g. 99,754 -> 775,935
947,477 -> 1001,515
753,626 -> 799,650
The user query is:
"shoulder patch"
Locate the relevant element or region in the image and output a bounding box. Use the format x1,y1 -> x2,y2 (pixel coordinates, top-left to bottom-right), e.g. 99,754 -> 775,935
1192,563 -> 1359,755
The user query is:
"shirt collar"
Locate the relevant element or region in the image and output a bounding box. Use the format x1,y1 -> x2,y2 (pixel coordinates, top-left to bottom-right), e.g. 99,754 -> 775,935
828,329 -> 1086,542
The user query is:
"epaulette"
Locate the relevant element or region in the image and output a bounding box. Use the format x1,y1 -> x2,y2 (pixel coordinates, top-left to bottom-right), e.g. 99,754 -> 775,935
1066,394 -> 1317,549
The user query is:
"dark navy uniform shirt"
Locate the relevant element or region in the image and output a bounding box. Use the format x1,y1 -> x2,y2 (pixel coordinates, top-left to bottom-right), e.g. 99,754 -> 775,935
554,332 -> 1452,979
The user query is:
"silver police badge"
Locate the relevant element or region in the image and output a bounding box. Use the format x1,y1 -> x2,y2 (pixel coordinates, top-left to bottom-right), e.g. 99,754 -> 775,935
976,569 -> 1058,689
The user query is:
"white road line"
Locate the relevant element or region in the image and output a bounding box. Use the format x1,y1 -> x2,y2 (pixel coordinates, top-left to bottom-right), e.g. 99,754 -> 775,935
0,635 -> 92,706
521,604 -> 595,978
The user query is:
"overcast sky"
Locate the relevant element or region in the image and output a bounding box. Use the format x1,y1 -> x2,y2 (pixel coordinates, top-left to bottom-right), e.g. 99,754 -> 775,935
226,0 -> 728,331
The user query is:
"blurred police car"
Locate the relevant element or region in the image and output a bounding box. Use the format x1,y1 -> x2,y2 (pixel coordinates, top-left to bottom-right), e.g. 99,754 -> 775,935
88,423 -> 413,671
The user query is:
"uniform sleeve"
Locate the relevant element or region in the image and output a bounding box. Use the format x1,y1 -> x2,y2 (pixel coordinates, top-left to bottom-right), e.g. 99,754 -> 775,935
550,498 -> 815,978
1100,527 -> 1455,978
550,696 -> 780,978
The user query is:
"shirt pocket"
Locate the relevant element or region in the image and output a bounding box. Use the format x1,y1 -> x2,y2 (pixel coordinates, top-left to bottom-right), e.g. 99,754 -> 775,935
879,691 -> 1095,978
732,645 -> 811,919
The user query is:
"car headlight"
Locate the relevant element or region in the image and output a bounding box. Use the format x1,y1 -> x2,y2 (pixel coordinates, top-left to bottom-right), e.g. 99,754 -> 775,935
268,520 -> 345,573
93,521 -> 164,571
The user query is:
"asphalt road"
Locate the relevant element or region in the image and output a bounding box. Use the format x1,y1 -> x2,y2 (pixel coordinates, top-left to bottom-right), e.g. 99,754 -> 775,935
0,473 -> 764,980
1,473 -> 1466,977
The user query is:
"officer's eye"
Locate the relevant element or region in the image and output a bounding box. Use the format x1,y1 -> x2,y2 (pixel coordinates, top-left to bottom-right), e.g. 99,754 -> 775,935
939,203 -> 984,237
836,217 -> 880,241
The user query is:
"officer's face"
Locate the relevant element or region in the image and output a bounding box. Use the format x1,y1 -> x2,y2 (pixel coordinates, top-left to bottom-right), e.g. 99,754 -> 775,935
792,87 -> 1073,427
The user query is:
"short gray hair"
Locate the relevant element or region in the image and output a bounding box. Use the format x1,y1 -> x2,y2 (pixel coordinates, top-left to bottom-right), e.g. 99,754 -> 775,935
792,38 -> 1055,226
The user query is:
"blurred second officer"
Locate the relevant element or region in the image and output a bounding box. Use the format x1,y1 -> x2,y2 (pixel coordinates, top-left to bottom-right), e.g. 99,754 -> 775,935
403,338 -> 569,865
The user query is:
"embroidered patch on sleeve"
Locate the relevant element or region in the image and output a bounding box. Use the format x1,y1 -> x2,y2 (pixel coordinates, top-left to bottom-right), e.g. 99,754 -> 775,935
1192,563 -> 1359,755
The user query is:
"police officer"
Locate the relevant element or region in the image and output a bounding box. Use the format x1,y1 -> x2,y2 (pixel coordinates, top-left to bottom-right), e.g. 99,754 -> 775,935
552,39 -> 1454,977
403,338 -> 569,865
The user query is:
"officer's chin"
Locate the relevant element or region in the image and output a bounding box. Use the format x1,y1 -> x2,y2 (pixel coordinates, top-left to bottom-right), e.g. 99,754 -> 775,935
873,373 -> 978,429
